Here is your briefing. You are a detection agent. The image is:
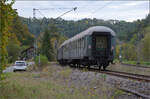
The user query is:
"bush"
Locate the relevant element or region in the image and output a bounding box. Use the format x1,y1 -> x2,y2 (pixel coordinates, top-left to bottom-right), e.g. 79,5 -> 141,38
34,55 -> 48,67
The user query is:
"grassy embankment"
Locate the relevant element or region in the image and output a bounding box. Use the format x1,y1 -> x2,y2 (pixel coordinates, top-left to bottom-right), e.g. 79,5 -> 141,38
122,60 -> 150,66
114,59 -> 150,66
0,62 -> 125,99
108,60 -> 150,76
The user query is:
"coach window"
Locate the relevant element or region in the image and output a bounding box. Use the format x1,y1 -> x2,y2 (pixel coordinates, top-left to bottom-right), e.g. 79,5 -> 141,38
81,39 -> 82,47
80,38 -> 82,48
71,42 -> 72,49
81,38 -> 82,48
64,46 -> 65,52
79,39 -> 81,48
81,38 -> 83,48
78,39 -> 80,48
83,37 -> 84,48
66,45 -> 67,51
77,40 -> 79,48
85,37 -> 86,48
74,41 -> 75,48
74,41 -> 76,49
73,41 -> 75,49
67,44 -> 69,50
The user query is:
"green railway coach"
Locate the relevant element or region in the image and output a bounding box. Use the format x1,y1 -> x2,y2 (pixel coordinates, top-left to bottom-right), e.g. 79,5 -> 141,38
57,26 -> 116,70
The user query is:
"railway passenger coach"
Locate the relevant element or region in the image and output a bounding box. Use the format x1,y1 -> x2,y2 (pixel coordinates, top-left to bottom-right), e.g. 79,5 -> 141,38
57,26 -> 116,70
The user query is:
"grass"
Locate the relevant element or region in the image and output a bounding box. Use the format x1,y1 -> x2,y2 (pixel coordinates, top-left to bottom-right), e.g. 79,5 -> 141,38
122,60 -> 150,66
111,89 -> 124,99
0,62 -> 125,99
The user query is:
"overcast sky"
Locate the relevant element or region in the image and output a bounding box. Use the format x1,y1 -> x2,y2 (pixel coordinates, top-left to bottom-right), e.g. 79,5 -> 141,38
12,1 -> 149,22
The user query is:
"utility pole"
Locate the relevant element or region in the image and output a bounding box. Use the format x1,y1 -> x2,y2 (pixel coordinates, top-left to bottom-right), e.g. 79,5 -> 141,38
33,8 -> 39,58
32,7 -> 77,64
33,8 -> 38,19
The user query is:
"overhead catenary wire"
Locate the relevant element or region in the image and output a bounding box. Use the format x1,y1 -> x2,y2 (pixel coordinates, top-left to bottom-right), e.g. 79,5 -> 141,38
56,7 -> 77,19
38,8 -> 75,10
37,10 -> 46,18
86,1 -> 113,18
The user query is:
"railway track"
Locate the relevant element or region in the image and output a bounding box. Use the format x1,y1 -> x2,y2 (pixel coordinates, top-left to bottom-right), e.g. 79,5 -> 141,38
119,87 -> 150,99
70,65 -> 150,82
99,70 -> 150,82
99,70 -> 150,99
69,65 -> 150,99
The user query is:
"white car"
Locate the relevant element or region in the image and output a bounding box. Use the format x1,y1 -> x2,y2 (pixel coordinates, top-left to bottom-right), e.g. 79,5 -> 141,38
13,61 -> 27,72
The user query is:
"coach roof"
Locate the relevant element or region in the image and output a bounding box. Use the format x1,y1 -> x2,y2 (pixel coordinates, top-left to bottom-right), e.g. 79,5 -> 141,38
60,26 -> 116,47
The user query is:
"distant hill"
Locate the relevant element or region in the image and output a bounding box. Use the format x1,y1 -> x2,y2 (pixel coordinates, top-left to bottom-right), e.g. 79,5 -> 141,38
19,15 -> 149,43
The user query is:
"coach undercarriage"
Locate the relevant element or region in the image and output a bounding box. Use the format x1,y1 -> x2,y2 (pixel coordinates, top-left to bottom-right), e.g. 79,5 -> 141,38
59,57 -> 110,70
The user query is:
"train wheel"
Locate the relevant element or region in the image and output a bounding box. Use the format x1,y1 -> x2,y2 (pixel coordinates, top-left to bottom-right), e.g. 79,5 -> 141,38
103,66 -> 106,71
77,64 -> 79,68
102,62 -> 109,71
88,65 -> 90,69
99,66 -> 102,70
72,63 -> 76,67
69,64 -> 73,67
78,64 -> 81,68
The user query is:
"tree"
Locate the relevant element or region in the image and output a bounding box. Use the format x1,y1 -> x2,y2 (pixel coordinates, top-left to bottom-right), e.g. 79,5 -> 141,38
0,0 -> 16,80
121,43 -> 137,61
7,34 -> 21,63
139,33 -> 150,61
41,27 -> 54,61
9,16 -> 34,46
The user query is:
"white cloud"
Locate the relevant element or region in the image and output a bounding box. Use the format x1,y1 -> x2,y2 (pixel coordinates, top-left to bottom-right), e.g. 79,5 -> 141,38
13,1 -> 149,22
124,1 -> 147,6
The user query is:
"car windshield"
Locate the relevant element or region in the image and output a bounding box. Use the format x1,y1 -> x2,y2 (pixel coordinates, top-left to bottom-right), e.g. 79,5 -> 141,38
15,62 -> 25,66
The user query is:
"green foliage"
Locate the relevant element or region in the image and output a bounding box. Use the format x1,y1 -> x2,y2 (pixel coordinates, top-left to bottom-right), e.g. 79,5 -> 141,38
121,43 -> 137,61
116,14 -> 150,62
9,16 -> 34,46
139,33 -> 150,61
20,14 -> 150,44
41,25 -> 56,61
34,55 -> 48,66
7,40 -> 21,63
122,60 -> 150,66
20,17 -> 138,42
0,0 -> 16,80
6,33 -> 21,63
115,45 -> 121,59
111,89 -> 124,99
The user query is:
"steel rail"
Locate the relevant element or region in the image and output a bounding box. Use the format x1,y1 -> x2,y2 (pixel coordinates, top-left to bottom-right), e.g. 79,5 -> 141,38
69,65 -> 150,82
121,63 -> 150,68
100,70 -> 150,82
119,87 -> 150,99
